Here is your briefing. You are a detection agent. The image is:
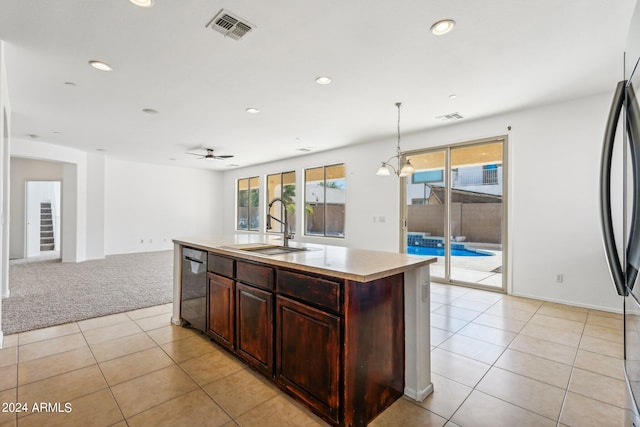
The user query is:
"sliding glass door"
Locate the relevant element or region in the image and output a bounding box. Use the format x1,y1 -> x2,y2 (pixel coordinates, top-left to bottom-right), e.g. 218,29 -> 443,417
403,137 -> 507,291
405,149 -> 448,281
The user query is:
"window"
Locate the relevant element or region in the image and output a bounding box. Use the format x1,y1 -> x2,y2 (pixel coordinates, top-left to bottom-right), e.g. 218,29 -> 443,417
483,164 -> 499,185
266,171 -> 296,234
237,176 -> 259,231
304,164 -> 345,237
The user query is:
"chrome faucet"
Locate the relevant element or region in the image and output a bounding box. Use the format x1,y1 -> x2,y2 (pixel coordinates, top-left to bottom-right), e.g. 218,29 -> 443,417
266,197 -> 294,247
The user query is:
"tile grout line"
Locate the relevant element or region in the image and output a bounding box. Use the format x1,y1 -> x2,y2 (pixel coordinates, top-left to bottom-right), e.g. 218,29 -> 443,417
439,294 -> 568,425
437,294 -> 518,425
163,326 -> 326,426
553,313 -> 588,427
158,328 -> 242,426
14,312 -> 185,424
466,299 -> 561,425
174,332 -> 313,426
6,290 -> 625,426
116,325 -> 210,422
78,318 -> 129,426
84,317 -> 209,425
416,294 -> 620,425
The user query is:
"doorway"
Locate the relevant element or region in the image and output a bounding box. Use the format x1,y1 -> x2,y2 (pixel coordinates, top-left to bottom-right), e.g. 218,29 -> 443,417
26,181 -> 61,260
402,137 -> 507,292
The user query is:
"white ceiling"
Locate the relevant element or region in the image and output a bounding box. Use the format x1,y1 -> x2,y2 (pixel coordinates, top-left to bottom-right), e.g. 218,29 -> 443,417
0,0 -> 636,170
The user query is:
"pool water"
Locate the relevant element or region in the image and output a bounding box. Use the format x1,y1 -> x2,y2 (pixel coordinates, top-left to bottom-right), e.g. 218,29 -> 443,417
408,246 -> 493,257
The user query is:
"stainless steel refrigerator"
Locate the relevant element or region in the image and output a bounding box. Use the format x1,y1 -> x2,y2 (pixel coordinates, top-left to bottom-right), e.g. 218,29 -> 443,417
600,2 -> 640,424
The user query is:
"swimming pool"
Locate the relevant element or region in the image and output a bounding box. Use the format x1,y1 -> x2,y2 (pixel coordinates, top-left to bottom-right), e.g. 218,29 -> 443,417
408,245 -> 493,257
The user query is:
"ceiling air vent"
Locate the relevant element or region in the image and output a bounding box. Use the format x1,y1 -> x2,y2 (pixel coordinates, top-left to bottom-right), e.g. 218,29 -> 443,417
206,9 -> 255,41
436,112 -> 464,121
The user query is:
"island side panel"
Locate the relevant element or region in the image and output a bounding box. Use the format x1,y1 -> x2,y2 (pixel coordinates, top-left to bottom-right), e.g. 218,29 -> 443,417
171,242 -> 182,325
343,273 -> 404,426
404,265 -> 433,401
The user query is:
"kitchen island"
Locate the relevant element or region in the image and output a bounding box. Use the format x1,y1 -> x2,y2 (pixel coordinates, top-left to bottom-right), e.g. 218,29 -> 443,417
172,235 -> 435,426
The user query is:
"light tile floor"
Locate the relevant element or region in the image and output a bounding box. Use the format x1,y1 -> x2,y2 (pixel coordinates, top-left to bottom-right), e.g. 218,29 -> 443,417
0,284 -> 629,426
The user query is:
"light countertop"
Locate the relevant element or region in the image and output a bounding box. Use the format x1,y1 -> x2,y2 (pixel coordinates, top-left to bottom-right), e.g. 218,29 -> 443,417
174,235 -> 436,282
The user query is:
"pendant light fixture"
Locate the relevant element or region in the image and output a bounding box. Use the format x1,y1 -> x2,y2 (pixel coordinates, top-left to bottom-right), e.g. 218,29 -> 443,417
376,102 -> 415,177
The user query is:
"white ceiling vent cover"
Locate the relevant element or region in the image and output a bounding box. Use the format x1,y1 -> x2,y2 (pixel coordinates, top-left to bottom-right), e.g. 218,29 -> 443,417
206,9 -> 255,41
436,112 -> 464,121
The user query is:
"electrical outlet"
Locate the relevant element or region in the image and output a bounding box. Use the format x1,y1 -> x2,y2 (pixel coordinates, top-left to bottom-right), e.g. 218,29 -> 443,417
556,273 -> 564,283
422,282 -> 429,302
140,239 -> 144,244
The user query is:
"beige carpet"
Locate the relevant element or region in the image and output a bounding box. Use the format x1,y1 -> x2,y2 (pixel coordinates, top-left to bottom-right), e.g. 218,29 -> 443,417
2,251 -> 174,335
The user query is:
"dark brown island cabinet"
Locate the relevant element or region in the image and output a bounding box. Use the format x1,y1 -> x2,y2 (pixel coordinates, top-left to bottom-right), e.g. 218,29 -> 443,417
202,252 -> 405,426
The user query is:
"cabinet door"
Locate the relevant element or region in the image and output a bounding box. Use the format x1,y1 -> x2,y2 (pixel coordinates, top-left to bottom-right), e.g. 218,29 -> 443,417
276,296 -> 341,424
207,273 -> 234,349
236,282 -> 273,376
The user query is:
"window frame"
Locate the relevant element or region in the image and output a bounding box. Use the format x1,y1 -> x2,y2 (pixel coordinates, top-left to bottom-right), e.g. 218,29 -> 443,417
236,176 -> 260,232
304,163 -> 346,238
266,171 -> 297,234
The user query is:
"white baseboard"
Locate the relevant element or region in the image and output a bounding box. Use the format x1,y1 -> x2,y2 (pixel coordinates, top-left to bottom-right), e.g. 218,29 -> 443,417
404,383 -> 434,402
511,291 -> 623,314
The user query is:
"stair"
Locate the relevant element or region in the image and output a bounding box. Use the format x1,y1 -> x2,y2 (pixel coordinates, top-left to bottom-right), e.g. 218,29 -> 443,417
40,202 -> 55,251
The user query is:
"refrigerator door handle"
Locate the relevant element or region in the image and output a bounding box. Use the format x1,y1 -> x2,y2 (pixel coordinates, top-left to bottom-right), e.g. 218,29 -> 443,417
627,83 -> 640,290
600,80 -> 627,296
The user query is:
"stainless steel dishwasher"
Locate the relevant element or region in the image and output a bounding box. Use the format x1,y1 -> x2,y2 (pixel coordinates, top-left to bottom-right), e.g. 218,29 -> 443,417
181,247 -> 207,333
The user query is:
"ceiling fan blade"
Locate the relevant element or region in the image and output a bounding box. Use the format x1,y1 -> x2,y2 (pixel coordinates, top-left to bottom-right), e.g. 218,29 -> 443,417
186,148 -> 233,160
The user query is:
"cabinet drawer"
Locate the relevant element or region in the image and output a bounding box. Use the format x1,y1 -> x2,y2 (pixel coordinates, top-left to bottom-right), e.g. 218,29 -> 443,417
277,270 -> 341,313
208,253 -> 234,278
237,260 -> 275,291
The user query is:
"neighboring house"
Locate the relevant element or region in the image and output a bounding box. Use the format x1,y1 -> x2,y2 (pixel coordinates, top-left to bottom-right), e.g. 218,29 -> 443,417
407,164 -> 503,205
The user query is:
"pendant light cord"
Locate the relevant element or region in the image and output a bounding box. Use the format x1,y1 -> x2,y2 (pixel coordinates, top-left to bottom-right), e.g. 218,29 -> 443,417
396,102 -> 402,163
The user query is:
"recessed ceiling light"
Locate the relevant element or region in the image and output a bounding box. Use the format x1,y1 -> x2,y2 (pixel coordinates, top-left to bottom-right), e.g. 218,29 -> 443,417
64,81 -> 76,86
129,0 -> 154,7
246,107 -> 260,114
430,19 -> 455,36
227,164 -> 240,168
315,76 -> 332,85
96,148 -> 106,152
449,94 -> 457,100
26,134 -> 38,139
89,60 -> 112,71
142,108 -> 159,114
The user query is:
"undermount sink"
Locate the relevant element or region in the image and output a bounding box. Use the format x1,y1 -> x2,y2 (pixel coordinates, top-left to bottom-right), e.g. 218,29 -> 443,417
241,245 -> 309,255
222,243 -> 309,256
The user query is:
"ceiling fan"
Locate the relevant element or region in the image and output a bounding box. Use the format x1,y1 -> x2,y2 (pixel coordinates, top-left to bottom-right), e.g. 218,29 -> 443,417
186,148 -> 234,160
